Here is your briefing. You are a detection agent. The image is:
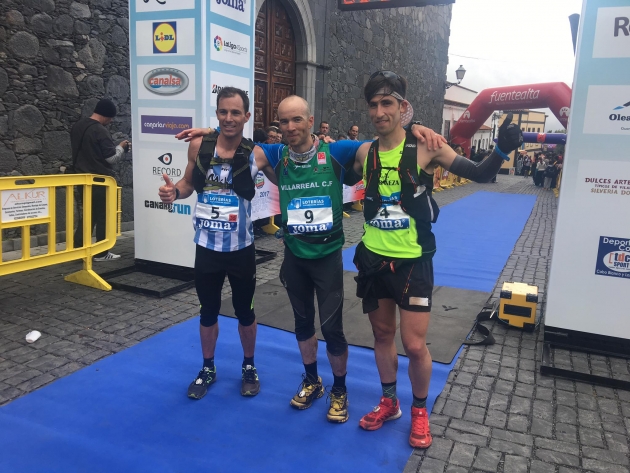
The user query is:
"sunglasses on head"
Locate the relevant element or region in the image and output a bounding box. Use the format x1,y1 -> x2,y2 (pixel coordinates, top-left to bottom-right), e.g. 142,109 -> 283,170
368,70 -> 406,99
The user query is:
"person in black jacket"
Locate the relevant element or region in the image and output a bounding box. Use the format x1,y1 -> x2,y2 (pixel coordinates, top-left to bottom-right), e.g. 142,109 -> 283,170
71,99 -> 129,261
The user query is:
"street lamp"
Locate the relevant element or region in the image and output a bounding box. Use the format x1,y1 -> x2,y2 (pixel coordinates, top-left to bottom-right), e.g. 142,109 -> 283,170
445,65 -> 466,89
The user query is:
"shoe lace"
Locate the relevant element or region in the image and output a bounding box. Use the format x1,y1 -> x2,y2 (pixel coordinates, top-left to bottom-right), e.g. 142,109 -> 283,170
295,373 -> 317,396
242,366 -> 257,383
196,367 -> 214,385
325,386 -> 346,410
411,410 -> 429,437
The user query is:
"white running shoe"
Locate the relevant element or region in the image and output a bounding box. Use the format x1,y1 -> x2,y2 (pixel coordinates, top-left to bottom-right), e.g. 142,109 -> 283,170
93,252 -> 121,261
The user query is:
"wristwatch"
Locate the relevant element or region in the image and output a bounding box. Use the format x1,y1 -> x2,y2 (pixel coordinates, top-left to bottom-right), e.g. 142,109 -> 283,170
405,120 -> 424,132
174,187 -> 180,200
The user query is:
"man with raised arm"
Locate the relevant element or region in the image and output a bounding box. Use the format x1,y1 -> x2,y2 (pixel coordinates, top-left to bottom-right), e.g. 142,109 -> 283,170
158,87 -> 273,400
175,95 -> 444,423
352,71 -> 522,449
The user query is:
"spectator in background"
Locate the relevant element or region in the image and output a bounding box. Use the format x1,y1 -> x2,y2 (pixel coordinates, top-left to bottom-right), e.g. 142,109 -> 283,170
543,157 -> 557,190
348,125 -> 359,141
337,134 -> 348,141
71,98 -> 129,261
270,120 -> 280,128
318,121 -> 330,138
266,126 -> 281,144
535,155 -> 546,186
253,128 -> 268,144
522,153 -> 531,178
516,153 -> 523,176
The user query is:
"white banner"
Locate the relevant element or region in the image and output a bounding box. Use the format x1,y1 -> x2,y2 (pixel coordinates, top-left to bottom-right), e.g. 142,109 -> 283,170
545,0 -> 630,339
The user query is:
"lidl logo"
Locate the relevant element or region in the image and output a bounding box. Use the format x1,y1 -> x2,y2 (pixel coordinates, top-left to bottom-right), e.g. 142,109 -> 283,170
214,35 -> 223,51
613,100 -> 630,111
153,22 -> 177,54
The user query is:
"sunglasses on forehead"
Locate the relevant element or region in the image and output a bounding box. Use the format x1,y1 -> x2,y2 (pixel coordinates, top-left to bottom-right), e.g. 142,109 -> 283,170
368,70 -> 406,99
369,70 -> 402,82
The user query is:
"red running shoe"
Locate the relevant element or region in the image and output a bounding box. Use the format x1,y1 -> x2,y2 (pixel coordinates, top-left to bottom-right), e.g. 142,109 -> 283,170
409,406 -> 432,448
359,397 -> 402,431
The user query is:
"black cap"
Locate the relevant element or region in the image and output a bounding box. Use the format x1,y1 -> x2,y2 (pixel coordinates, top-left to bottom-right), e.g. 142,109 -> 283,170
93,99 -> 117,118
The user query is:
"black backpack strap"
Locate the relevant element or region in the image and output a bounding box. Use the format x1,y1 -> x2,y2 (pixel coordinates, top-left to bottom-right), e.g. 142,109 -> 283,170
463,300 -> 498,346
231,137 -> 255,201
363,140 -> 382,221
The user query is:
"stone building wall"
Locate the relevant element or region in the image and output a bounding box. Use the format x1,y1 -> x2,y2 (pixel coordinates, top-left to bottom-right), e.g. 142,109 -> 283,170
308,3 -> 452,140
0,0 -> 451,237
0,0 -> 133,234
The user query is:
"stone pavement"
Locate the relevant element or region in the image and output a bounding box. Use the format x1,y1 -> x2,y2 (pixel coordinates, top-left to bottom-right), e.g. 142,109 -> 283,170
1,175 -> 629,473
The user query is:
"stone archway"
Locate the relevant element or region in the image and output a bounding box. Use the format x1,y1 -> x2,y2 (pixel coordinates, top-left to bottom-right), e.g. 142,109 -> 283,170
255,0 -> 317,121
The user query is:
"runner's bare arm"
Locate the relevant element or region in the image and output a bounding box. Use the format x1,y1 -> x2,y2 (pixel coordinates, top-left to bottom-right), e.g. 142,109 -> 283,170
253,146 -> 277,186
175,127 -> 213,142
158,137 -> 200,203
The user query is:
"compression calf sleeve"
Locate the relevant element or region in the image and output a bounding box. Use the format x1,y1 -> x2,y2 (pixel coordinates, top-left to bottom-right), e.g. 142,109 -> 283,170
448,149 -> 507,183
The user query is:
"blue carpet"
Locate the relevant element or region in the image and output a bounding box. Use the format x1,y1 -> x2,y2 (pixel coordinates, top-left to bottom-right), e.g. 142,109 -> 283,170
343,191 -> 536,292
0,316 -> 460,473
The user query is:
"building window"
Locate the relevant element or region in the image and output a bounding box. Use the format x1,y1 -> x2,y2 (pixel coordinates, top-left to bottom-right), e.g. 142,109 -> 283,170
538,128 -> 541,132
443,120 -> 451,139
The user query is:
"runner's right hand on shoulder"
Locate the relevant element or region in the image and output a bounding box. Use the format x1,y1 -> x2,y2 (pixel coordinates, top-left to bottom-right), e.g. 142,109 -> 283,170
158,174 -> 176,203
175,128 -> 212,142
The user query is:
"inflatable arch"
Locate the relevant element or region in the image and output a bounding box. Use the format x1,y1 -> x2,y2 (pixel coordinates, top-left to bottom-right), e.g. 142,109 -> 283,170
449,82 -> 572,155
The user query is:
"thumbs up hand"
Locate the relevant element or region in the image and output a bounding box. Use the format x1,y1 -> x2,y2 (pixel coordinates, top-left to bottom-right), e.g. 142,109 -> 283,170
497,113 -> 524,154
158,174 -> 177,203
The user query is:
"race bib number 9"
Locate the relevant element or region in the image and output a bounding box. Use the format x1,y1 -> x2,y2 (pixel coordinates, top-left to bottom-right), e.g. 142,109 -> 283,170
287,196 -> 333,234
367,204 -> 410,231
195,193 -> 239,232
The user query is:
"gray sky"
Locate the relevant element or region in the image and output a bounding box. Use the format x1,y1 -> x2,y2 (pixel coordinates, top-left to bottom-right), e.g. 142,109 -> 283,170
446,0 -> 583,131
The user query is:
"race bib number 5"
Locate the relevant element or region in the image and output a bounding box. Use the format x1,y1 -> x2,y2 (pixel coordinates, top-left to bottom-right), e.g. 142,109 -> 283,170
367,204 -> 410,231
195,194 -> 239,232
287,196 -> 333,234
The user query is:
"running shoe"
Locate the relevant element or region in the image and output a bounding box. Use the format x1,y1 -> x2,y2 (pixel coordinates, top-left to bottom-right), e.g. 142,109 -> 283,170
241,365 -> 260,396
187,366 -> 216,400
326,387 -> 349,423
93,252 -> 121,261
358,397 -> 402,431
290,374 -> 323,409
409,406 -> 432,448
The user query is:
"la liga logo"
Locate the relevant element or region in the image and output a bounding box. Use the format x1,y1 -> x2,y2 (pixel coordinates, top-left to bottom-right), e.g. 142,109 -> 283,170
595,236 -> 630,279
214,35 -> 223,51
153,22 -> 177,54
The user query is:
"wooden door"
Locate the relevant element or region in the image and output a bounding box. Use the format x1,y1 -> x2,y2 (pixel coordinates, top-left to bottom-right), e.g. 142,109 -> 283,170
254,0 -> 296,130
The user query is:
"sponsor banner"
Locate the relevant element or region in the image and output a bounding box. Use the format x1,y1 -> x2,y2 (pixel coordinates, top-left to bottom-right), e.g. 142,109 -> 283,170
545,0 -> 630,340
583,85 -> 630,135
250,171 -> 280,221
138,107 -> 195,142
343,182 -> 366,203
135,0 -> 195,13
1,188 -> 48,223
210,23 -> 250,69
209,70 -> 250,101
137,64 -> 196,101
136,18 -> 195,57
211,0 -> 251,26
593,6 -> 630,58
595,236 -> 630,279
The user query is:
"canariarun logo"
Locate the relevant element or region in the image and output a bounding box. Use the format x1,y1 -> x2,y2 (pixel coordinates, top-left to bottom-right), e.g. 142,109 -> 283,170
216,0 -> 245,12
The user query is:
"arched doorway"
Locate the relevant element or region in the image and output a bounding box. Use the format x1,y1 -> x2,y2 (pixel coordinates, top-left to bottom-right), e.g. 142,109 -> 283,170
254,0 -> 296,130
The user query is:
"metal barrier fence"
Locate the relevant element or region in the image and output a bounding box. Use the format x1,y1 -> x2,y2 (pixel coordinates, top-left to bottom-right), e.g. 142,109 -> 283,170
0,174 -> 121,291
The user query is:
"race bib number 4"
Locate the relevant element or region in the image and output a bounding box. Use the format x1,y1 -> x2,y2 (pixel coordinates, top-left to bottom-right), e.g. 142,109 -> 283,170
287,196 -> 333,234
195,194 -> 239,232
367,204 -> 410,231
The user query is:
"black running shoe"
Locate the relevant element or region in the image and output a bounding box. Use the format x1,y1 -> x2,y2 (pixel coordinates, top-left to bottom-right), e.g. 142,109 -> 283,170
241,365 -> 260,396
187,367 -> 216,400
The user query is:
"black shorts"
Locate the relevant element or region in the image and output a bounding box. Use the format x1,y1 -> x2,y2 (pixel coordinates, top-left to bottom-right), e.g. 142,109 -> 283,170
194,244 -> 256,326
354,242 -> 434,313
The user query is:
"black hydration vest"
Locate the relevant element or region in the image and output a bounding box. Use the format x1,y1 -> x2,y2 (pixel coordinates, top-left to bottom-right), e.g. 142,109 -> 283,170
363,132 -> 440,258
192,133 -> 256,201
